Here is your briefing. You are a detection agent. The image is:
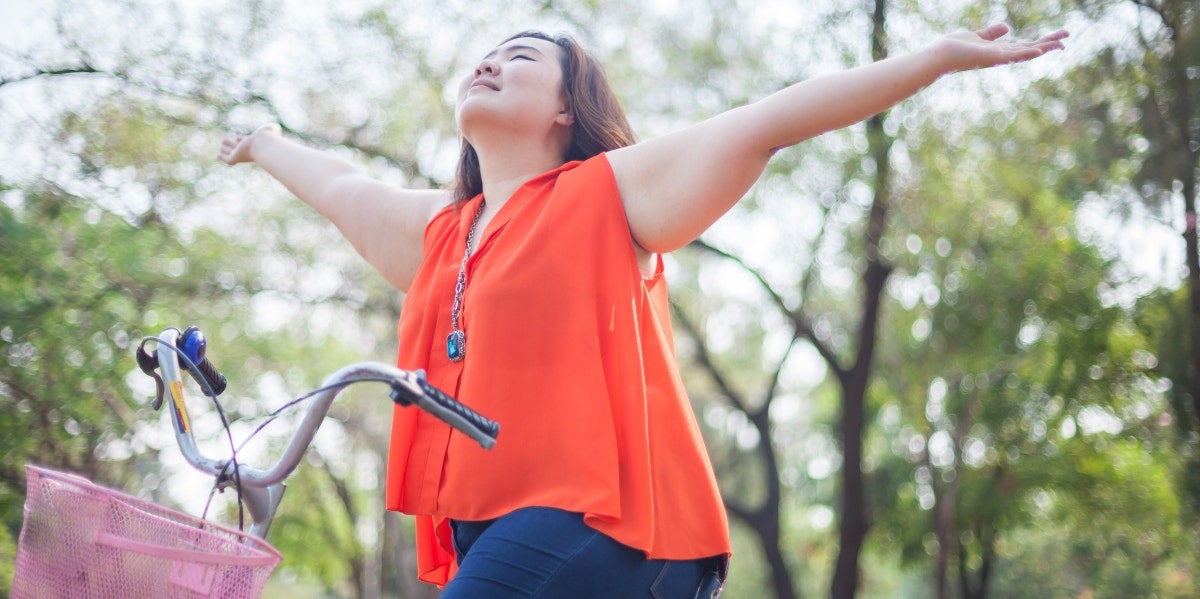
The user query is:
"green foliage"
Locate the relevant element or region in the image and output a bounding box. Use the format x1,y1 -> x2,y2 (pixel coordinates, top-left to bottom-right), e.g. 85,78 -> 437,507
863,4 -> 1199,592
0,181 -> 179,525
1135,286 -> 1200,516
1,61 -> 396,599
265,461 -> 364,594
989,439 -> 1198,598
0,519 -> 13,597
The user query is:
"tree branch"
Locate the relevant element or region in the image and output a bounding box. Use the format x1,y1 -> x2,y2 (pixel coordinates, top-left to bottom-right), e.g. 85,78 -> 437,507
722,494 -> 757,525
762,335 -> 800,408
0,64 -> 104,89
669,300 -> 751,415
688,238 -> 848,380
0,62 -> 432,183
251,92 -> 427,181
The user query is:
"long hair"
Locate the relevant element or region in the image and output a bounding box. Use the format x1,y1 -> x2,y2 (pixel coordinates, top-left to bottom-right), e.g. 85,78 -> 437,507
452,31 -> 637,205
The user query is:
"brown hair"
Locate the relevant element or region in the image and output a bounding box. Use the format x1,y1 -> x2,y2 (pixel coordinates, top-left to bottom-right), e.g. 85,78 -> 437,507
452,31 -> 637,205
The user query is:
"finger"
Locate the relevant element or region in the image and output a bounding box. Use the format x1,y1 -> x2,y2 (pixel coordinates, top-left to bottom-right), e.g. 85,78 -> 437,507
1037,29 -> 1070,43
1032,29 -> 1070,50
1009,29 -> 1067,51
975,23 -> 1010,42
218,138 -> 239,162
1006,47 -> 1045,64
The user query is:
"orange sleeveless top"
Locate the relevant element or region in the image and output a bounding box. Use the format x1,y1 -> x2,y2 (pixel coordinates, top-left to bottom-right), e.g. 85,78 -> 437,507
385,153 -> 731,586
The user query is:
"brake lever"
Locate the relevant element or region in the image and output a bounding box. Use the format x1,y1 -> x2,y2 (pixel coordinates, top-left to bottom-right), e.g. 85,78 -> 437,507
135,344 -> 166,411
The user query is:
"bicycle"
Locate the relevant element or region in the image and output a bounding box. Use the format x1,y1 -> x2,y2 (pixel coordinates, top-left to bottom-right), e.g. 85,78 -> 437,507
11,324 -> 500,598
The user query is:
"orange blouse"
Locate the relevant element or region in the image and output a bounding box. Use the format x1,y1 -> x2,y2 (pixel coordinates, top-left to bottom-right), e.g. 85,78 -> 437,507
385,153 -> 731,586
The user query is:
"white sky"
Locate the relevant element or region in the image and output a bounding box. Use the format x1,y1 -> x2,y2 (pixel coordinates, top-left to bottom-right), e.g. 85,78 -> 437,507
0,2 -> 45,47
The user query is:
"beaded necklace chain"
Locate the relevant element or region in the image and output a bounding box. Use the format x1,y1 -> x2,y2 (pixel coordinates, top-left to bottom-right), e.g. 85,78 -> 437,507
447,199 -> 485,362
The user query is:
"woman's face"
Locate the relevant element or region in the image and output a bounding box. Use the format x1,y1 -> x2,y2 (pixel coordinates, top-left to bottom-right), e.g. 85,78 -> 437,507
455,37 -> 570,141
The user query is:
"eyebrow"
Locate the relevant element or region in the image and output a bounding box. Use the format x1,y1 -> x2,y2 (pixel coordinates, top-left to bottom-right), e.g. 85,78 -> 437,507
482,44 -> 547,60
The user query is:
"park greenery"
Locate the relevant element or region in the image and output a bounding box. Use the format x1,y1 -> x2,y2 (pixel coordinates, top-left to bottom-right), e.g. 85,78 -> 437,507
1,0 -> 1197,597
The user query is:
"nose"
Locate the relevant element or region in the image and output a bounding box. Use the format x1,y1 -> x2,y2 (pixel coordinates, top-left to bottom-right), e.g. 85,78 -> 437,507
474,58 -> 499,78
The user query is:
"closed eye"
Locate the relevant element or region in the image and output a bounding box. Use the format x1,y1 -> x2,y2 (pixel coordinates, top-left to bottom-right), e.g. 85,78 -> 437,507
510,54 -> 534,61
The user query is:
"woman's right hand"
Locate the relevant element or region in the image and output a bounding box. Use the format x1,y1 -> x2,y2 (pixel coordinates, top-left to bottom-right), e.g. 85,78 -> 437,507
218,123 -> 282,165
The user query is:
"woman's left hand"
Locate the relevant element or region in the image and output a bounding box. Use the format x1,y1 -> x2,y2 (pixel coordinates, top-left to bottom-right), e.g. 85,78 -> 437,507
931,23 -> 1069,74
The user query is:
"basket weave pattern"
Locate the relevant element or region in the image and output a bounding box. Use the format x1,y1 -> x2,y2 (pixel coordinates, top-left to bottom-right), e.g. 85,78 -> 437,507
12,465 -> 281,599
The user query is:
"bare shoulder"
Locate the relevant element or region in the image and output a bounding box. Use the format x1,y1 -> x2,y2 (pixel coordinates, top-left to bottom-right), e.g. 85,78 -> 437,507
604,110 -> 771,254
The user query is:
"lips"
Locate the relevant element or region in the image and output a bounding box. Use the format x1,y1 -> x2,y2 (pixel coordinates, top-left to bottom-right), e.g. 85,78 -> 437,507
470,78 -> 499,91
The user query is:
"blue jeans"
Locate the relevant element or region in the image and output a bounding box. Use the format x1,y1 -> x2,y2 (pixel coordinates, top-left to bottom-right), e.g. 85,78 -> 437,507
440,507 -> 725,598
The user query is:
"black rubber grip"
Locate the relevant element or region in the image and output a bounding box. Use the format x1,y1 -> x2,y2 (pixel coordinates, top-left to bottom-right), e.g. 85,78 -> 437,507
192,358 -> 228,396
416,379 -> 500,441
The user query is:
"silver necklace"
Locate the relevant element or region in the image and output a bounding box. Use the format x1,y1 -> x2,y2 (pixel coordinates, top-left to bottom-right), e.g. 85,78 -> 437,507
447,199 -> 485,362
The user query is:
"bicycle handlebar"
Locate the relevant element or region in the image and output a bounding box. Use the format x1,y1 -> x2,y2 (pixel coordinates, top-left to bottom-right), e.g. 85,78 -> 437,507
143,326 -> 499,538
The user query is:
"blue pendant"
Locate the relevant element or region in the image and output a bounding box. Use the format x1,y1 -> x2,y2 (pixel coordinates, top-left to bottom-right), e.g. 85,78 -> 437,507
447,330 -> 466,362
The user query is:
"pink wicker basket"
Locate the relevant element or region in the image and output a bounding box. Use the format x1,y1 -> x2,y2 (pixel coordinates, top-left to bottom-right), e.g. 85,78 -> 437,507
12,465 -> 282,599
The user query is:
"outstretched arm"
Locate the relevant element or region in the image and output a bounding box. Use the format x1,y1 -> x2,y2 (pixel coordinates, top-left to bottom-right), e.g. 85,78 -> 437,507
219,124 -> 449,292
607,24 -> 1068,254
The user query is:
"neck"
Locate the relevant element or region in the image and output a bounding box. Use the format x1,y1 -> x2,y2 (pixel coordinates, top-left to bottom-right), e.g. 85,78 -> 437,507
469,133 -> 569,211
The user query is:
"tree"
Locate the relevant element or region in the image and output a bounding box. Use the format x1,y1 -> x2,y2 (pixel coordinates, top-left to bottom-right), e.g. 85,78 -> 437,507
672,2 -> 902,595
861,1 -> 1200,595
867,124 -> 1172,598
1063,0 -> 1200,514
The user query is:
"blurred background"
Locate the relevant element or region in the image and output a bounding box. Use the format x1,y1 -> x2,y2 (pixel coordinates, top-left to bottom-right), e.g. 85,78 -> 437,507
1,0 -> 1196,597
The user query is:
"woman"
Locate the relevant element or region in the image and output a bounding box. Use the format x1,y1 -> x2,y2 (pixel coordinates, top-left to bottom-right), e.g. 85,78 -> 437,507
220,23 -> 1067,598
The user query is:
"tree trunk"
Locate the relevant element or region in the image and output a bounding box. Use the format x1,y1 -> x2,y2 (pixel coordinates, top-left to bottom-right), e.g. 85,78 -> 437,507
1152,0 -> 1200,515
673,284 -> 800,599
1167,9 -> 1200,437
958,524 -> 995,599
830,377 -> 869,599
931,462 -> 958,599
753,408 -> 799,599
831,2 -> 892,597
759,518 -> 799,599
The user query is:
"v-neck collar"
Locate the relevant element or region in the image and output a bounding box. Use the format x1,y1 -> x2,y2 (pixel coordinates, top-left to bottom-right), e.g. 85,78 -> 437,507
461,160 -> 582,258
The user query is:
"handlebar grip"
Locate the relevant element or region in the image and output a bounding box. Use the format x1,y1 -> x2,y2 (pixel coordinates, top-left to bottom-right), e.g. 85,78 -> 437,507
417,378 -> 500,440
390,375 -> 499,449
179,326 -> 227,397
192,357 -> 228,396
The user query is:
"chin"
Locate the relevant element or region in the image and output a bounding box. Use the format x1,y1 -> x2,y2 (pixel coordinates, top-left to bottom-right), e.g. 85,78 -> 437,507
458,106 -> 525,141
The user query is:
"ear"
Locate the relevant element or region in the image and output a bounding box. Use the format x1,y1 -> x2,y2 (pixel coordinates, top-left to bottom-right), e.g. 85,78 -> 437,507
555,108 -> 575,127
